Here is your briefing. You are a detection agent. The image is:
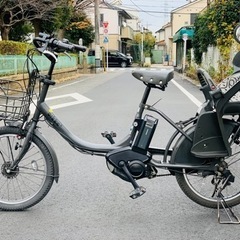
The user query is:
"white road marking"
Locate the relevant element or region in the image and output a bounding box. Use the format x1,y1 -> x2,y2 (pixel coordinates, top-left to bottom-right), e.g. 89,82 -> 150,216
171,79 -> 202,107
51,80 -> 86,91
30,92 -> 92,113
47,93 -> 92,109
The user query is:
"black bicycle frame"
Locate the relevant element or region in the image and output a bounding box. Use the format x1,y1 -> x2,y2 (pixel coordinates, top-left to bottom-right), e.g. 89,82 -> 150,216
10,53 -> 216,173
35,81 -> 153,154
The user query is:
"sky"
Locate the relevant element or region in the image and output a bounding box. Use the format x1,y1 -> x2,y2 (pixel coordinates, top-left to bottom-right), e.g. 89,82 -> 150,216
120,0 -> 190,32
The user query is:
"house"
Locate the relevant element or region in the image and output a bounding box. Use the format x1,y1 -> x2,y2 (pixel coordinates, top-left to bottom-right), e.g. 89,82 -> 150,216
171,0 -> 209,69
153,0 -> 209,68
111,0 -> 140,32
155,22 -> 171,64
84,0 -> 134,54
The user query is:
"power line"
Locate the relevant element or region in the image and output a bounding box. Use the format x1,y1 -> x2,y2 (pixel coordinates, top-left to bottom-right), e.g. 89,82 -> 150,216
104,7 -> 201,15
128,0 -> 158,17
123,4 -> 181,9
119,0 -> 207,15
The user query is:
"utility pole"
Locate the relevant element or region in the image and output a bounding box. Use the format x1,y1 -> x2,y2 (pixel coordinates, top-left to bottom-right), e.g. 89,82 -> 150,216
182,33 -> 188,74
95,0 -> 100,72
207,0 -> 209,8
207,0 -> 211,9
141,25 -> 144,66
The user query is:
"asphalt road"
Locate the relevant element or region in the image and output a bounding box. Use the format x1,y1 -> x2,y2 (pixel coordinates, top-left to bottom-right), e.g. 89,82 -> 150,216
1,67 -> 240,240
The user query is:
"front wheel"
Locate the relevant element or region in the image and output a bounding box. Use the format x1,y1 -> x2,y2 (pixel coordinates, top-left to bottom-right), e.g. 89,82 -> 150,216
0,126 -> 55,210
175,142 -> 240,208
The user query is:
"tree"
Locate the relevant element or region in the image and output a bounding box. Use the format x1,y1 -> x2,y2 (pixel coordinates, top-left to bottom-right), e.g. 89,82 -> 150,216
43,0 -> 94,39
6,0 -> 94,46
64,11 -> 94,45
73,0 -> 95,10
192,14 -> 216,65
133,31 -> 155,57
192,0 -> 240,80
9,22 -> 34,42
49,0 -> 94,45
0,0 -> 62,40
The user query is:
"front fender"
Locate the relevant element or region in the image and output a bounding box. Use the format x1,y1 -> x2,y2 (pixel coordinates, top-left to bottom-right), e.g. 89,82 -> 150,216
34,129 -> 59,183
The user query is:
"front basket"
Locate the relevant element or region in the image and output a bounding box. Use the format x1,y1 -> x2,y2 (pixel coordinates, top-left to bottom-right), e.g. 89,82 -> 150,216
0,79 -> 30,122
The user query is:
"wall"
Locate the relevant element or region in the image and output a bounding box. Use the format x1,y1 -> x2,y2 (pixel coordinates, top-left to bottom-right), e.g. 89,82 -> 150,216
99,8 -> 119,34
201,46 -> 220,71
164,24 -> 172,63
86,2 -> 127,50
199,43 -> 238,76
155,23 -> 172,64
100,34 -> 119,50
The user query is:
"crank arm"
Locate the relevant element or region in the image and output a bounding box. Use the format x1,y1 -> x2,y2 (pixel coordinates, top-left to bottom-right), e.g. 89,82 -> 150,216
119,161 -> 146,199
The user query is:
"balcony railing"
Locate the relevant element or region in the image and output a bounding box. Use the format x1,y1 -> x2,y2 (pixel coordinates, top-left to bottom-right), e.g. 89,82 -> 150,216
121,26 -> 134,40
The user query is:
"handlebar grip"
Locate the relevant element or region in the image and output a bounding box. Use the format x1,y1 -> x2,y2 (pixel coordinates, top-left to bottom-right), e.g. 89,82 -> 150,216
52,39 -> 74,51
72,44 -> 87,52
33,34 -> 87,53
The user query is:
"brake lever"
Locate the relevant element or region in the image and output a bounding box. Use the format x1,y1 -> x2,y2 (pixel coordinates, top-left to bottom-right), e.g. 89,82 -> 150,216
63,51 -> 71,60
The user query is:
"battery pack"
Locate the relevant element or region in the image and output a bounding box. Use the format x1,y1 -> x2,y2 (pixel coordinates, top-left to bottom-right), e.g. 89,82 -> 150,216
132,115 -> 158,154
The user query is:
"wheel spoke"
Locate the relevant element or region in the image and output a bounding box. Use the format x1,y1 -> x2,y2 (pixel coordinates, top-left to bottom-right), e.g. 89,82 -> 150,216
176,141 -> 240,208
0,128 -> 54,210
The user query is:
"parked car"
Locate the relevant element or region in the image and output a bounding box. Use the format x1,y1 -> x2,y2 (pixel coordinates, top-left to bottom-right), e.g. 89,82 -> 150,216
88,49 -> 132,68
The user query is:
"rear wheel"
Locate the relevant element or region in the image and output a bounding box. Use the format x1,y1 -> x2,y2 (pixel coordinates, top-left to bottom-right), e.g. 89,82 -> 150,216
175,142 -> 240,208
0,126 -> 54,210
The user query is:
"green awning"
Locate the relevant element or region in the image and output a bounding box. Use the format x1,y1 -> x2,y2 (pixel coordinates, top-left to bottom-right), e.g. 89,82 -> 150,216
173,26 -> 195,42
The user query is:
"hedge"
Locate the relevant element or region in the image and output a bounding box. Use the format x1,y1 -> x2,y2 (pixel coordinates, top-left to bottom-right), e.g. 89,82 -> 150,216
0,41 -> 31,55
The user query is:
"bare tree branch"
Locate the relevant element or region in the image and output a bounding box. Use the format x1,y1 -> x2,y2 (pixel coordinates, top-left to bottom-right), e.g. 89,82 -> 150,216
0,0 -> 64,28
0,0 -> 66,39
73,0 -> 95,11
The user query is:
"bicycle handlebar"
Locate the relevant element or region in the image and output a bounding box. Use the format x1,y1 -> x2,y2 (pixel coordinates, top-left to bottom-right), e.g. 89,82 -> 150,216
33,33 -> 87,53
51,39 -> 75,51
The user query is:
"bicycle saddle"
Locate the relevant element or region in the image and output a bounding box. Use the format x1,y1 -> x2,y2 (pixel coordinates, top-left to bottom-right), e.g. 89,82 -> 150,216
132,69 -> 174,87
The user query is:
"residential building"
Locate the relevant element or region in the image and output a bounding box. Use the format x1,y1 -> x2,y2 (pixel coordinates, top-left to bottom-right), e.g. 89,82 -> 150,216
155,22 -> 171,64
171,0 -> 208,68
84,0 -> 134,54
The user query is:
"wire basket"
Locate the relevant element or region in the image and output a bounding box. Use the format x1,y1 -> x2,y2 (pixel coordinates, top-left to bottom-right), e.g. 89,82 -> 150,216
0,79 -> 30,122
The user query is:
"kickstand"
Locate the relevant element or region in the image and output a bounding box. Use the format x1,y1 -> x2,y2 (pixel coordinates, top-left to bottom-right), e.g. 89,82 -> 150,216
217,193 -> 240,224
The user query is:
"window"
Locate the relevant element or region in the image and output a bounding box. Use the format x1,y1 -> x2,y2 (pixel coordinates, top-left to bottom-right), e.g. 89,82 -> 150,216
109,51 -> 117,57
190,13 -> 198,25
100,14 -> 104,27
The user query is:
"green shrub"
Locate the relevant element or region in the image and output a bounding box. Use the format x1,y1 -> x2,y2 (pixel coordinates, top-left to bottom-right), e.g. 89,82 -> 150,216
186,65 -> 197,80
0,41 -> 31,55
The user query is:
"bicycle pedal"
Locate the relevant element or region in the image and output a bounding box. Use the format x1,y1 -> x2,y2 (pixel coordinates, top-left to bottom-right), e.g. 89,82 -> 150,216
129,186 -> 146,199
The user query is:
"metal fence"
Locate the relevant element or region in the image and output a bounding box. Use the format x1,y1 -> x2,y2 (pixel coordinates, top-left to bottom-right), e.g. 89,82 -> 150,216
0,55 -> 78,76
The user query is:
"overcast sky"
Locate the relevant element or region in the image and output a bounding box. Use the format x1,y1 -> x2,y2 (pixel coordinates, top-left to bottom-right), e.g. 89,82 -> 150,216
121,0 -> 190,32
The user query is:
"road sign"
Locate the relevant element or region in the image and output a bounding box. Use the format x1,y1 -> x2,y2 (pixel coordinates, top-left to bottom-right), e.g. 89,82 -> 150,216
103,36 -> 109,43
182,33 -> 188,41
103,28 -> 108,34
103,21 -> 109,29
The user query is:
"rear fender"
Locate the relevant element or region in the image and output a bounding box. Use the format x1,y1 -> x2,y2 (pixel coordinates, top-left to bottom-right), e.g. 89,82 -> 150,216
170,126 -> 207,166
34,129 -> 59,183
170,119 -> 236,165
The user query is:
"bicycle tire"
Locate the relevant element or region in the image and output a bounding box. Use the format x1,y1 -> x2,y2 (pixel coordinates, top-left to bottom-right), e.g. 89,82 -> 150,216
175,142 -> 240,208
0,126 -> 54,211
